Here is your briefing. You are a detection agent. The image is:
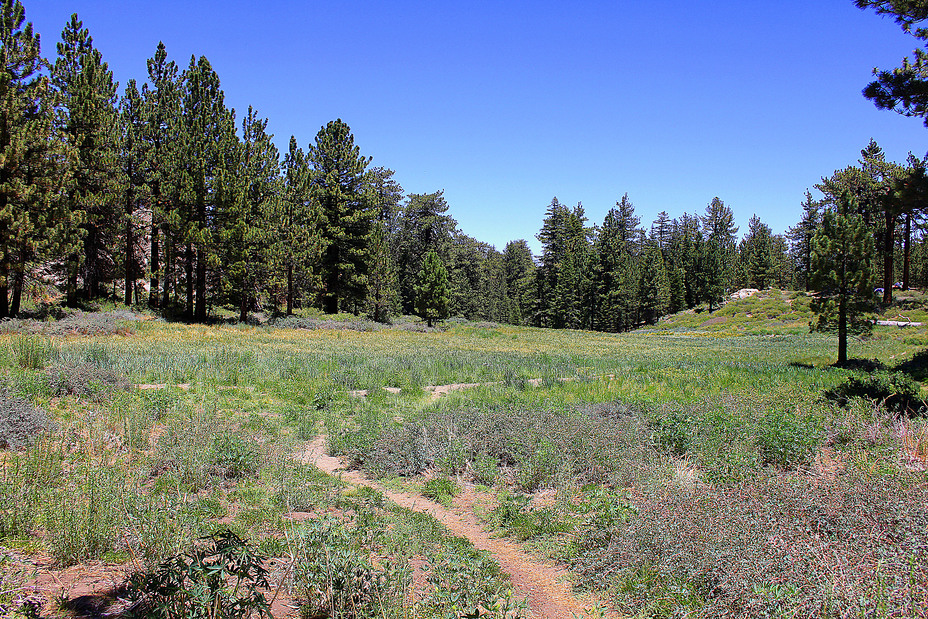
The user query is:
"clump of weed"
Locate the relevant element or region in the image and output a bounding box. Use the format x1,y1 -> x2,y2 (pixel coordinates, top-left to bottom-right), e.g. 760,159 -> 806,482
363,423 -> 431,477
0,390 -> 53,449
421,477 -> 460,507
209,432 -> 261,479
45,362 -> 130,399
10,334 -> 58,369
470,452 -> 500,485
44,465 -> 125,566
42,311 -> 137,336
648,409 -> 694,456
420,547 -> 526,618
826,370 -> 924,414
490,491 -> 571,541
576,472 -> 928,617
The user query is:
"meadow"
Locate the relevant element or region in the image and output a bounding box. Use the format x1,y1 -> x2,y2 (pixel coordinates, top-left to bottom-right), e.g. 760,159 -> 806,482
0,291 -> 926,618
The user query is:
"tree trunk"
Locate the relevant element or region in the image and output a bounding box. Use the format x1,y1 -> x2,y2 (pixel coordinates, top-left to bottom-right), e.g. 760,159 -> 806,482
185,242 -> 193,322
195,246 -> 206,322
286,261 -> 293,315
150,222 -> 160,308
125,178 -> 134,307
882,210 -> 896,304
0,258 -> 9,319
903,211 -> 912,290
10,264 -> 23,317
838,286 -> 848,365
67,255 -> 79,308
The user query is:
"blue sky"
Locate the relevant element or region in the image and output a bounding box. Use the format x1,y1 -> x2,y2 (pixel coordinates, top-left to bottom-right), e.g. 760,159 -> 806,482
27,0 -> 926,253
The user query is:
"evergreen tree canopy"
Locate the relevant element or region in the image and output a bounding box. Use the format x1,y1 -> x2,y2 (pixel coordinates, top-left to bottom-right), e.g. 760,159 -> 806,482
0,0 -> 71,317
308,118 -> 372,314
810,192 -> 877,365
415,249 -> 450,327
856,0 -> 928,125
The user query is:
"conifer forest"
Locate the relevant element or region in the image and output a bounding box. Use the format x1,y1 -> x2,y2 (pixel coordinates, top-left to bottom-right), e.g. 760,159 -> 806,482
4,0 -> 928,330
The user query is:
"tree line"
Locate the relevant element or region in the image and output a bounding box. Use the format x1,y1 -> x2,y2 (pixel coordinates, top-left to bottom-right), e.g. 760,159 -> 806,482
3,0 -> 928,334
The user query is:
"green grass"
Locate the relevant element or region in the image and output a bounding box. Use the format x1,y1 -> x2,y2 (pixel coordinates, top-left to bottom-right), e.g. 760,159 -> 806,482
1,295 -> 927,618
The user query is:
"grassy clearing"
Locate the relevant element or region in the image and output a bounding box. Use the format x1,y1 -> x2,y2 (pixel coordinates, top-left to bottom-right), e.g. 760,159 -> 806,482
0,298 -> 926,617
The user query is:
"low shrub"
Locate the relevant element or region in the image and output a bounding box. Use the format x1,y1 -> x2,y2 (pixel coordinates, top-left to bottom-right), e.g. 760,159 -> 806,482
573,472 -> 928,618
0,390 -> 52,449
826,370 -> 925,414
754,409 -> 821,469
45,362 -> 130,399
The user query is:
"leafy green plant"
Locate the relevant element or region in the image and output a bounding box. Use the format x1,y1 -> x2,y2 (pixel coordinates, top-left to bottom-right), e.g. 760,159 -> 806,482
125,529 -> 270,619
419,548 -> 525,618
290,517 -> 407,619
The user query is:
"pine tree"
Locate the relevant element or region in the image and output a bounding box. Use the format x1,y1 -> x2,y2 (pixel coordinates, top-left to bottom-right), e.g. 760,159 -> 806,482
594,195 -> 641,332
395,190 -> 455,313
117,79 -> 149,307
53,13 -> 120,303
0,0 -> 71,317
366,220 -> 398,323
501,240 -> 534,325
180,55 -> 235,321
415,249 -> 450,327
224,106 -> 279,322
739,214 -> 775,289
142,42 -> 181,310
269,136 -> 323,315
787,191 -> 821,291
639,242 -> 670,324
810,192 -> 876,365
307,119 -> 372,314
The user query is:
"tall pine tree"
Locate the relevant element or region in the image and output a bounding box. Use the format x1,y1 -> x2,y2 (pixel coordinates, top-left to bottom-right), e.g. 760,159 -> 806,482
307,119 -> 372,314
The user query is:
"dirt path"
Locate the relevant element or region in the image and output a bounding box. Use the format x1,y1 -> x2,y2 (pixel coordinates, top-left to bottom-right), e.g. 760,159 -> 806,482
297,435 -> 616,619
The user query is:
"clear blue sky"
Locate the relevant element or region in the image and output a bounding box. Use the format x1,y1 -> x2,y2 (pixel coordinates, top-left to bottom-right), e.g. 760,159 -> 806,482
26,0 -> 926,254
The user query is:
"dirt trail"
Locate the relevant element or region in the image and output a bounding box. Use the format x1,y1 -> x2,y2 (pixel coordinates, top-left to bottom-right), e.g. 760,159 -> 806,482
297,435 -> 615,619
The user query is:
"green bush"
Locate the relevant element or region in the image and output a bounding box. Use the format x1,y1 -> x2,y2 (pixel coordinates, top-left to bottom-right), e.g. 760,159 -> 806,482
826,370 -> 924,414
124,529 -> 270,619
755,410 -> 821,469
